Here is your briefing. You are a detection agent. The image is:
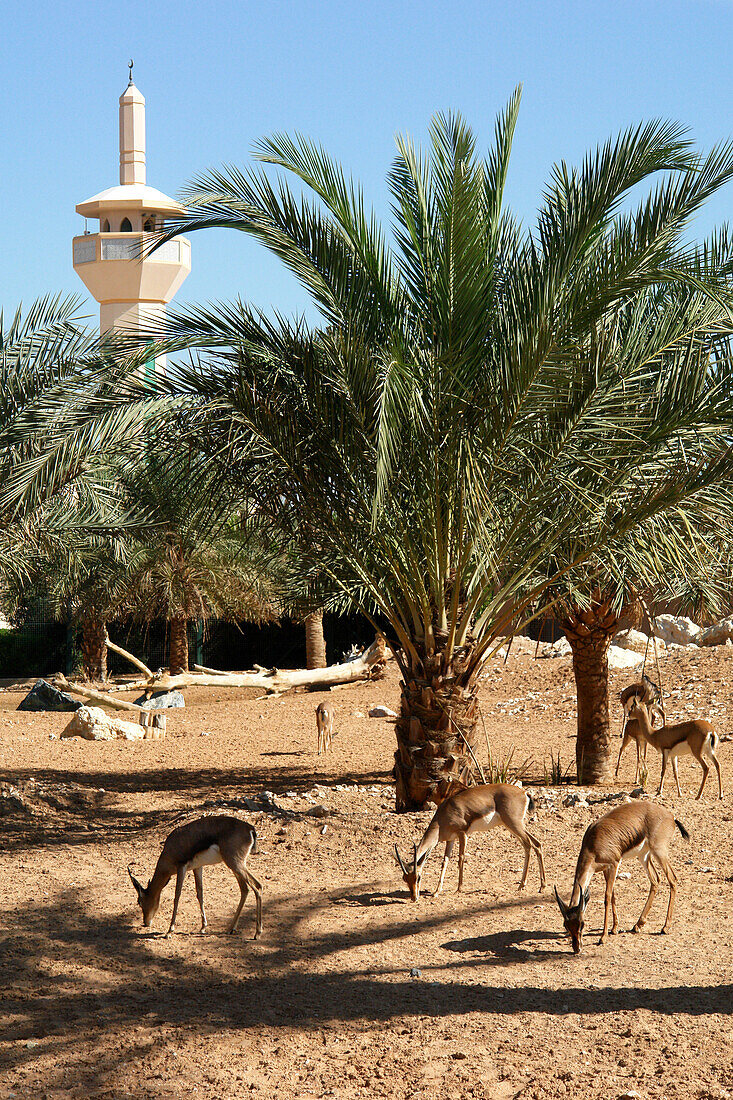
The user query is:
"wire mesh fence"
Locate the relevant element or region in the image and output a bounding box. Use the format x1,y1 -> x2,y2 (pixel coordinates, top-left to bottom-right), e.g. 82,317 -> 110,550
0,612 -> 378,680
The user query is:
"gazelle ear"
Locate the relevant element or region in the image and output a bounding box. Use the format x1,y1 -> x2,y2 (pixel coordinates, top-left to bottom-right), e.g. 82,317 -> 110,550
394,845 -> 408,874
413,843 -> 419,873
554,886 -> 568,917
582,887 -> 591,909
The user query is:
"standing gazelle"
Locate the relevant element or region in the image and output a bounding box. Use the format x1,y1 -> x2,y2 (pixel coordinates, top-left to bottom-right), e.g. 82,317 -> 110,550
555,800 -> 689,953
616,680 -> 665,781
628,699 -> 723,799
395,783 -> 546,901
128,815 -> 262,938
316,701 -> 336,754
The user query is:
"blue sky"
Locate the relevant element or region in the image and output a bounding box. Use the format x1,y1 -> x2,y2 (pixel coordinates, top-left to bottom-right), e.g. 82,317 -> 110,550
3,0 -> 732,326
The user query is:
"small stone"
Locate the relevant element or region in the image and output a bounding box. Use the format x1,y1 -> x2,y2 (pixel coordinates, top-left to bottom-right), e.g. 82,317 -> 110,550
409,967 -> 421,978
617,872 -> 631,880
135,691 -> 185,710
200,730 -> 211,737
369,705 -> 398,718
320,824 -> 328,835
616,1092 -> 642,1100
306,805 -> 328,818
353,711 -> 365,719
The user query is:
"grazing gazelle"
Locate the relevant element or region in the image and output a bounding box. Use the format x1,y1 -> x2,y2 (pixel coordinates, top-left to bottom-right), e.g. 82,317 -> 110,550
629,699 -> 723,799
616,680 -> 665,781
555,800 -> 689,953
128,815 -> 262,939
394,783 -> 546,901
316,701 -> 336,754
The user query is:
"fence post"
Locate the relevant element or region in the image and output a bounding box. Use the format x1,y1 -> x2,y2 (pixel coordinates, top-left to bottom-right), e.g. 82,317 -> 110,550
195,619 -> 204,667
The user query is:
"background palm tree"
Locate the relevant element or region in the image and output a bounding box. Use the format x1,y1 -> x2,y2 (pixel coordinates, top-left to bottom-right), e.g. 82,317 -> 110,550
155,97 -> 733,807
115,440 -> 284,674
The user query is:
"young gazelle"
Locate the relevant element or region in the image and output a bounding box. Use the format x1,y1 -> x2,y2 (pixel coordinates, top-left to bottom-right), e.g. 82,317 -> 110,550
315,701 -> 336,755
128,815 -> 262,938
394,783 -> 546,901
615,681 -> 664,781
629,699 -> 723,800
555,800 -> 689,953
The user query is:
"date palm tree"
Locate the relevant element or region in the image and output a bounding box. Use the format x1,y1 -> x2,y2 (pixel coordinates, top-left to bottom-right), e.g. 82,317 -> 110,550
115,441 -> 283,674
158,96 -> 733,806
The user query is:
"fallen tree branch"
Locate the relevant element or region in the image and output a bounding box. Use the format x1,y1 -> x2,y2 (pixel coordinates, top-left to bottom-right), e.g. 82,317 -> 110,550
105,638 -> 154,680
193,663 -> 229,676
53,674 -> 145,713
120,634 -> 388,696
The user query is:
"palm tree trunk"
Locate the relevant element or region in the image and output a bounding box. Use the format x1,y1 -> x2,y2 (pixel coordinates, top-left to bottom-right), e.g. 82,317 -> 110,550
80,617 -> 107,682
305,610 -> 327,669
394,641 -> 479,811
169,616 -> 189,675
561,599 -> 619,785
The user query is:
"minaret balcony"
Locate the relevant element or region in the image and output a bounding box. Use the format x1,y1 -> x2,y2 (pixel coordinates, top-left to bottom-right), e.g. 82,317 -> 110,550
73,232 -> 190,267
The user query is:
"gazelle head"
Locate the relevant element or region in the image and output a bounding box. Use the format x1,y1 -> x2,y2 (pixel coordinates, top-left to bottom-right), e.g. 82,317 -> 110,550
128,865 -> 158,927
554,885 -> 590,954
395,843 -> 423,901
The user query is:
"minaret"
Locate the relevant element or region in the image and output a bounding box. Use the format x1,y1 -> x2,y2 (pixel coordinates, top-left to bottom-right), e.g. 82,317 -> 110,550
73,65 -> 190,342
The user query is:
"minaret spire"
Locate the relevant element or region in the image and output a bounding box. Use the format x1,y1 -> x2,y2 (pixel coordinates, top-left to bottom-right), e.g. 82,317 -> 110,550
119,70 -> 146,185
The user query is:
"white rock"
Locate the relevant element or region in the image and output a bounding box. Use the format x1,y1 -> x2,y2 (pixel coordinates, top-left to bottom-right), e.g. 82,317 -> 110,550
60,705 -> 162,742
613,628 -> 651,653
699,617 -> 733,647
368,706 -> 398,718
607,646 -> 644,670
653,614 -> 700,646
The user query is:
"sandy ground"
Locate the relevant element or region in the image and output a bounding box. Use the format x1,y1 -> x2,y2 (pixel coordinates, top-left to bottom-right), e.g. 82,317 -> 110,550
1,646 -> 732,1100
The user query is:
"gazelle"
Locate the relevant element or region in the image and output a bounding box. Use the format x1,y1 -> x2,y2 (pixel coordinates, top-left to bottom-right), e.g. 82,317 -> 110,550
615,679 -> 664,782
629,699 -> 723,800
555,800 -> 689,953
316,701 -> 336,754
128,815 -> 262,938
394,783 -> 546,901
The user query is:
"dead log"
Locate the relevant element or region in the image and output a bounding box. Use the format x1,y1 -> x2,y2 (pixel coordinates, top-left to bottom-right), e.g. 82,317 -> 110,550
193,663 -> 229,675
120,634 -> 388,696
104,638 -> 154,679
53,675 -> 145,713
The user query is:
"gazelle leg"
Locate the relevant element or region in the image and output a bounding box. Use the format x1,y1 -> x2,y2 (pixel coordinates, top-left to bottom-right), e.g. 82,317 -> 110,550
435,840 -> 454,896
599,864 -> 618,945
524,827 -> 546,890
610,882 -> 618,935
695,753 -> 710,800
713,751 -> 723,799
634,738 -> 640,783
632,853 -> 659,933
227,871 -> 250,935
672,756 -> 682,798
193,868 -> 207,932
615,735 -> 629,778
166,867 -> 187,936
657,752 -> 669,796
457,833 -> 467,892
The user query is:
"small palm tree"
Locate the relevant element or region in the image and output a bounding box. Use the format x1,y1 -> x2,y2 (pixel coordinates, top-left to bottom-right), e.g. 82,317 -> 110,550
157,98 -> 733,806
116,442 -> 283,674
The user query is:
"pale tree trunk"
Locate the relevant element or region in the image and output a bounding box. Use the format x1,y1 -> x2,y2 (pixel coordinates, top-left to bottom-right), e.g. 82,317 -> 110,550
561,598 -> 619,785
305,610 -> 327,669
169,616 -> 189,675
394,638 -> 479,811
80,617 -> 107,682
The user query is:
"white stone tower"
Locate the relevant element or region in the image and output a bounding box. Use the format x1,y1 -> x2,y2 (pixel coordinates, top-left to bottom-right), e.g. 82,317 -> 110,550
73,65 -> 190,341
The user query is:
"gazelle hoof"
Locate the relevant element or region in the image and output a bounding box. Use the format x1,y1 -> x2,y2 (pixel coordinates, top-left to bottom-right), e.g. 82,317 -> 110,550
631,923 -> 642,934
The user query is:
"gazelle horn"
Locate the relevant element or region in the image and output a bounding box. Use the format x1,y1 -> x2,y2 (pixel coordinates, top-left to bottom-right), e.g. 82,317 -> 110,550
554,885 -> 568,917
394,845 -> 408,875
